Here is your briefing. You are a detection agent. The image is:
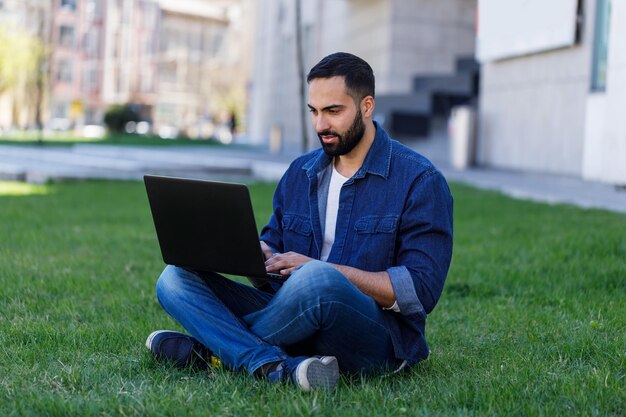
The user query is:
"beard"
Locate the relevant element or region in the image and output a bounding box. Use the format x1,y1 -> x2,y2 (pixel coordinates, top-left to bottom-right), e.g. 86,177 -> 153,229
317,108 -> 365,157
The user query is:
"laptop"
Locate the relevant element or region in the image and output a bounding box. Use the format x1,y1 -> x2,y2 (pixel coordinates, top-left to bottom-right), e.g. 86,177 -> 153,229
144,175 -> 287,282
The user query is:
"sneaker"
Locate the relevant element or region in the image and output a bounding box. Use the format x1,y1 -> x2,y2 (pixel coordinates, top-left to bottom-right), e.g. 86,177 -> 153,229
145,330 -> 221,369
268,356 -> 339,392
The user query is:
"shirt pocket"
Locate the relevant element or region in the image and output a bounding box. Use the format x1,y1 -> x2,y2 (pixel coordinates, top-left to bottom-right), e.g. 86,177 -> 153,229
351,215 -> 398,271
281,214 -> 313,255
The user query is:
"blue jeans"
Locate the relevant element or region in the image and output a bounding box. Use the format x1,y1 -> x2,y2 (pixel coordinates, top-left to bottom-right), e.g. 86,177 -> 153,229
156,260 -> 399,375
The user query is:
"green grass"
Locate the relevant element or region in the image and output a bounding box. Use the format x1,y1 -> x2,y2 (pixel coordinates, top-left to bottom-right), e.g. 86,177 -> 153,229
0,180 -> 624,416
0,133 -> 251,148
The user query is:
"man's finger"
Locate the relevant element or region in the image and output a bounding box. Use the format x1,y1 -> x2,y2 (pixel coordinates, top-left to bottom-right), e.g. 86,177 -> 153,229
264,256 -> 282,268
266,258 -> 286,271
259,241 -> 275,260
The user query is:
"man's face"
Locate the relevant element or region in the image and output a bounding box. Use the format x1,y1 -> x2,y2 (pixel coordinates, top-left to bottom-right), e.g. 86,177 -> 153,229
308,76 -> 366,157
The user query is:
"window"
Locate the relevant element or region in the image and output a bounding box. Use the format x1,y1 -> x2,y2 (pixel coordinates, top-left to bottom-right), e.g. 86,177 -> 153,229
84,107 -> 98,124
59,25 -> 75,48
141,0 -> 157,27
82,65 -> 98,92
141,70 -> 153,93
113,32 -> 121,57
141,37 -> 154,57
83,31 -> 100,58
190,30 -> 202,53
162,26 -> 179,53
117,69 -> 129,94
170,28 -> 181,51
53,102 -> 70,118
61,0 -> 76,11
122,0 -> 132,24
160,61 -> 177,84
57,60 -> 73,83
205,27 -> 225,56
159,33 -> 169,53
591,0 -> 611,91
85,0 -> 102,21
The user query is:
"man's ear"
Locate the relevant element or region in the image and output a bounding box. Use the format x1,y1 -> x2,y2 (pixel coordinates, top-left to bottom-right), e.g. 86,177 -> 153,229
361,96 -> 375,118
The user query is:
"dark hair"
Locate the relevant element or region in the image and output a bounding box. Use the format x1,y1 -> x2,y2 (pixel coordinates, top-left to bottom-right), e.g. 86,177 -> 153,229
306,52 -> 375,100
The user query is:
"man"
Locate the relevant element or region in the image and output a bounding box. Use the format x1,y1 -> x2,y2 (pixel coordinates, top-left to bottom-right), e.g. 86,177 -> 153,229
146,52 -> 453,391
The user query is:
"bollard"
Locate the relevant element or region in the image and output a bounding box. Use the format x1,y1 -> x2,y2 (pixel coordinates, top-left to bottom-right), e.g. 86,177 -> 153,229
448,105 -> 476,170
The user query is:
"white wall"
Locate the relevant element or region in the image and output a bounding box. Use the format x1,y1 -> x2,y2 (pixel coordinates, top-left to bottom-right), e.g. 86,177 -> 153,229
477,0 -> 594,176
317,0 -> 392,92
582,0 -> 626,184
248,0 -> 477,150
477,0 -> 579,62
248,0 -> 304,150
388,0 -> 476,93
249,0 -> 393,151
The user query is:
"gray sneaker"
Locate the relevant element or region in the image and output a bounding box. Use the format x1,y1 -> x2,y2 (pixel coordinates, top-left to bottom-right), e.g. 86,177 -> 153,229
268,356 -> 340,391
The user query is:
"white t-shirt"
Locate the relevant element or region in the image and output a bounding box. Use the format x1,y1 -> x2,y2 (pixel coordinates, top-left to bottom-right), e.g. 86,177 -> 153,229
320,162 -> 401,314
320,164 -> 349,262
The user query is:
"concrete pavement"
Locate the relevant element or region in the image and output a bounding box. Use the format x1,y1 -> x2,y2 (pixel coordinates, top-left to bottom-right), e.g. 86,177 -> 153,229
0,141 -> 624,214
0,144 -> 292,183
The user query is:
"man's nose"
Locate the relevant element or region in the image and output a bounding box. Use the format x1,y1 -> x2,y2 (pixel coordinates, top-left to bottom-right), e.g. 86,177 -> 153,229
314,114 -> 330,132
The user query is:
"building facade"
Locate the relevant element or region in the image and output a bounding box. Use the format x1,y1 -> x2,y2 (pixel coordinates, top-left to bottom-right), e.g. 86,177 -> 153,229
248,0 -> 477,151
48,0 -> 162,129
0,0 -> 252,137
155,0 -> 254,138
477,0 -> 625,185
582,0 -> 625,184
99,0 -> 161,123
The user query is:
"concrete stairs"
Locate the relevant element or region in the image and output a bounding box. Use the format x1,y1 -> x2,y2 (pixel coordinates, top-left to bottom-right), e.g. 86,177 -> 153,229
374,56 -> 479,138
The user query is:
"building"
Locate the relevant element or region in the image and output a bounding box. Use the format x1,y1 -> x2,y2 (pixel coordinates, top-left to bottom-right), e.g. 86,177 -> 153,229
0,0 -> 252,137
155,0 -> 254,139
248,0 -> 478,151
51,0 -> 246,136
477,0 -> 625,185
23,0 -> 161,129
99,0 -> 161,124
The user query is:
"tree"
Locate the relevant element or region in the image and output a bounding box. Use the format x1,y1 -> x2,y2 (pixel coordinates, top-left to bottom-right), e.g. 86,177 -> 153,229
295,0 -> 310,153
32,3 -> 50,142
103,104 -> 141,133
0,26 -> 47,133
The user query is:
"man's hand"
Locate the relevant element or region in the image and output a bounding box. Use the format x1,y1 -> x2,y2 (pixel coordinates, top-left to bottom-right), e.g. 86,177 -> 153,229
248,241 -> 280,288
265,251 -> 315,276
258,243 -> 395,308
260,241 -> 274,260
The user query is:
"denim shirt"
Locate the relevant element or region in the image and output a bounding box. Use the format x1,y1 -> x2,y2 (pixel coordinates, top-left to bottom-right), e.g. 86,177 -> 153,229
259,122 -> 453,366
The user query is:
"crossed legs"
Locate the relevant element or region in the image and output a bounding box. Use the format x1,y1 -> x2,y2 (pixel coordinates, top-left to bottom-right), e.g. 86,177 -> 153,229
155,260 -> 398,375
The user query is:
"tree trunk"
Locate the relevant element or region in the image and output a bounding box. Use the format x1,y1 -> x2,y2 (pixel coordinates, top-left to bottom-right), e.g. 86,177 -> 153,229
34,5 -> 46,145
295,0 -> 309,153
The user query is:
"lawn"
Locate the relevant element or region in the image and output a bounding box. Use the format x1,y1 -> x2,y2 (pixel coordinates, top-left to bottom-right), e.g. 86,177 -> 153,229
0,180 -> 624,417
0,133 -> 249,148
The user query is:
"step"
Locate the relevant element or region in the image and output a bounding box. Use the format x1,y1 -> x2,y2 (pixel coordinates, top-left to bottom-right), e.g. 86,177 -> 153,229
455,56 -> 480,75
412,73 -> 477,96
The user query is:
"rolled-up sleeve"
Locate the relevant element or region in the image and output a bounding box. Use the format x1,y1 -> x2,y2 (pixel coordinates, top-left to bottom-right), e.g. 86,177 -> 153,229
387,265 -> 424,316
388,171 -> 453,316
